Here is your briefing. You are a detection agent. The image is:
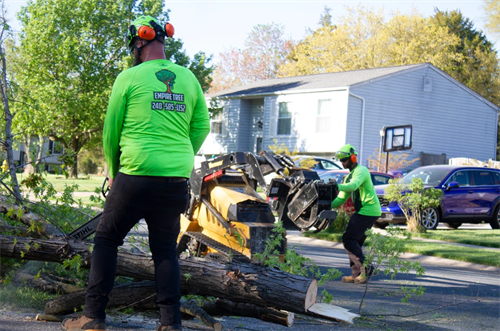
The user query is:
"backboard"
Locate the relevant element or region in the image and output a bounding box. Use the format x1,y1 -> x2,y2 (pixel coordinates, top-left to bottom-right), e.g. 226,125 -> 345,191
383,125 -> 412,152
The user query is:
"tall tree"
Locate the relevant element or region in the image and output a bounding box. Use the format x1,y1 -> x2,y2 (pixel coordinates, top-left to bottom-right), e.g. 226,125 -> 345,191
209,23 -> 294,93
484,0 -> 500,40
13,0 -> 213,177
430,9 -> 499,105
0,0 -> 21,202
280,7 -> 462,77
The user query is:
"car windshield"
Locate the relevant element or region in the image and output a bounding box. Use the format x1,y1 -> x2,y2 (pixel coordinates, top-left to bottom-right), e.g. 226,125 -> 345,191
402,168 -> 450,185
320,172 -> 347,183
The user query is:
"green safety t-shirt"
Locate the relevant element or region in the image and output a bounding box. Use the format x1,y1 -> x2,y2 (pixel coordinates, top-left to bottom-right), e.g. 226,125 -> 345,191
331,164 -> 381,217
103,59 -> 210,179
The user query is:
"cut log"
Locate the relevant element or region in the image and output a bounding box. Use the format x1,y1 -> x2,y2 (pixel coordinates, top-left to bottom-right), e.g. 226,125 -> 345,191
45,281 -> 157,315
202,299 -> 294,327
181,300 -> 222,331
12,270 -> 82,294
0,234 -> 317,314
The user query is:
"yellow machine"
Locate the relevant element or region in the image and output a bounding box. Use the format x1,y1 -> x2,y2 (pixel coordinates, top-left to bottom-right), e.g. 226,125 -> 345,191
176,152 -> 338,263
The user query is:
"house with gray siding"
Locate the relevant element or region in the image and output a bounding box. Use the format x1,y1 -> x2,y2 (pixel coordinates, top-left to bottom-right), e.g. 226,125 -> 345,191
201,63 -> 498,170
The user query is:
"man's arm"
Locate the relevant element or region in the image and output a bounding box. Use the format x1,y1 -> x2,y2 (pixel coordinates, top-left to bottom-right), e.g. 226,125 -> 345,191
189,82 -> 210,154
331,191 -> 349,209
103,75 -> 128,179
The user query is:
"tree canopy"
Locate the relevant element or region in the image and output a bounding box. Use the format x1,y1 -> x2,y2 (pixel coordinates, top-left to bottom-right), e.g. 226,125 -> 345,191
209,23 -> 294,93
484,0 -> 500,40
280,7 -> 462,76
430,9 -> 499,105
11,0 -> 212,177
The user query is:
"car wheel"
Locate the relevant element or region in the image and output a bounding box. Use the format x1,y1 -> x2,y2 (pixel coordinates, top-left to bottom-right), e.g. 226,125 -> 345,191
373,222 -> 389,229
444,223 -> 462,229
490,205 -> 500,229
419,207 -> 439,230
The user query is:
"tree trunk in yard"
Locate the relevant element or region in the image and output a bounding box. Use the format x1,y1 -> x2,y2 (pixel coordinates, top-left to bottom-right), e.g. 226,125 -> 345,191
0,234 -> 318,314
0,39 -> 22,203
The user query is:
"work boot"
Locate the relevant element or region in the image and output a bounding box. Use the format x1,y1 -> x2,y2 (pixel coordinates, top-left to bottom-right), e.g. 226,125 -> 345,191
341,275 -> 356,283
354,274 -> 368,284
61,315 -> 105,331
156,325 -> 182,331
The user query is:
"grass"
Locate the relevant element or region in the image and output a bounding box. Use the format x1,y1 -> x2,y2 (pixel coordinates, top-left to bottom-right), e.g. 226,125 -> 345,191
304,229 -> 500,267
0,284 -> 58,310
16,173 -> 106,192
411,229 -> 500,248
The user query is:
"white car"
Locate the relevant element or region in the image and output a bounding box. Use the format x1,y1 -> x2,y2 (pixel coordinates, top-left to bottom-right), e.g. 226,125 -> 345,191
294,155 -> 342,175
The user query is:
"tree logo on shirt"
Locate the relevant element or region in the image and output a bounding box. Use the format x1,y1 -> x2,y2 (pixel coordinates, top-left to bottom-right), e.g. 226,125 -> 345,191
155,69 -> 176,93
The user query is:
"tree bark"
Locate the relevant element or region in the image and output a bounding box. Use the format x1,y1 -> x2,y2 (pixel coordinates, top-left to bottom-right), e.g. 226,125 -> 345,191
0,32 -> 22,203
0,234 -> 317,314
202,299 -> 294,327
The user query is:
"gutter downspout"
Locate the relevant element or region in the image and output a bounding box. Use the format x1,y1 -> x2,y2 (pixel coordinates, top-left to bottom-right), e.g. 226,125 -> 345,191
348,91 -> 366,165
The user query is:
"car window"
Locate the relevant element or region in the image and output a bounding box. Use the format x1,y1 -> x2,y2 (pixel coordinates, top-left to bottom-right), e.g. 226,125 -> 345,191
321,160 -> 340,170
493,171 -> 500,184
372,175 -> 391,186
472,170 -> 496,186
320,173 -> 347,183
402,168 -> 450,185
446,170 -> 470,186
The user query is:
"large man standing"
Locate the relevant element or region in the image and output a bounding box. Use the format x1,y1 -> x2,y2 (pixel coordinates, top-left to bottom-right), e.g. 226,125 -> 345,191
331,144 -> 381,284
62,16 -> 210,331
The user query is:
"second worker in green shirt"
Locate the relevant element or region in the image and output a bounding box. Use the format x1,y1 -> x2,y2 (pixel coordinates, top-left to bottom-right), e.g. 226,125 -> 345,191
331,144 -> 381,284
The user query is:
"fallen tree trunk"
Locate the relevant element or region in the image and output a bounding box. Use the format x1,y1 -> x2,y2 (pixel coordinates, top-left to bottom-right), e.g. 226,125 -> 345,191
202,299 -> 294,327
12,270 -> 82,294
0,234 -> 317,314
45,281 -> 157,315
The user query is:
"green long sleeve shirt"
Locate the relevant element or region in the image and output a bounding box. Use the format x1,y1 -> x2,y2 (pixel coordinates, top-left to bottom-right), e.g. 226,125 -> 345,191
331,164 -> 381,217
103,59 -> 210,179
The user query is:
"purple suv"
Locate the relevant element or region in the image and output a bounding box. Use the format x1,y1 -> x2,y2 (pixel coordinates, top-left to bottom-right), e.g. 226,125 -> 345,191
375,165 -> 500,230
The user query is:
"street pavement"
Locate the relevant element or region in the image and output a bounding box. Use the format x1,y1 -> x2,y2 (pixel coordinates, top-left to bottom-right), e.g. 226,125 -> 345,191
0,225 -> 499,330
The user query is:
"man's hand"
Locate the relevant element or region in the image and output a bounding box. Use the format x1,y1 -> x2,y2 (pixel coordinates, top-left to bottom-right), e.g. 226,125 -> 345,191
108,177 -> 114,188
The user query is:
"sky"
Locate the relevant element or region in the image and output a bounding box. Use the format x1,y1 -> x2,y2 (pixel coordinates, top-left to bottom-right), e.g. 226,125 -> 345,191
3,0 -> 493,60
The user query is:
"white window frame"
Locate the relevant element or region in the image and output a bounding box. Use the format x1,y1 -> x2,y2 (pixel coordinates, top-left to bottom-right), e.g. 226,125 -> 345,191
210,111 -> 223,134
316,99 -> 332,133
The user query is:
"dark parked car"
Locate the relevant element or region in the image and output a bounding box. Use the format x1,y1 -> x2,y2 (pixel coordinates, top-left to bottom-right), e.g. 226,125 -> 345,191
320,170 -> 394,213
294,156 -> 342,175
375,165 -> 500,230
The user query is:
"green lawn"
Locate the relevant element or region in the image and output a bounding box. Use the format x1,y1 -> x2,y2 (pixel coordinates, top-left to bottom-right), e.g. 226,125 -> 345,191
304,229 -> 500,267
411,229 -> 500,248
17,173 -> 106,192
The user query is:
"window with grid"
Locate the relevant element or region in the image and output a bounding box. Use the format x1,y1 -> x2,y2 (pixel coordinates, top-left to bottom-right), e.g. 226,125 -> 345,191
316,99 -> 331,133
278,102 -> 292,135
210,111 -> 223,134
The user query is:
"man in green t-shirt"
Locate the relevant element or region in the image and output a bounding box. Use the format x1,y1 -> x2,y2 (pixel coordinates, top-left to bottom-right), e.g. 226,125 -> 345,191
331,144 -> 381,284
62,16 -> 210,331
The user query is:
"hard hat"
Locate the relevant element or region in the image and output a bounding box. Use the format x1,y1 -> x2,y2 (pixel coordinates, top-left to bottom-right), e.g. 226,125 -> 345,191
336,144 -> 357,160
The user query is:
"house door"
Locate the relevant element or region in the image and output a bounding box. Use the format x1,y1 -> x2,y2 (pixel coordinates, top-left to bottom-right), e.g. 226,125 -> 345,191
256,137 -> 262,154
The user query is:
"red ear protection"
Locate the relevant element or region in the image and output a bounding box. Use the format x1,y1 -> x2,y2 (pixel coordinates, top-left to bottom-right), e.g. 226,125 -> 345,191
137,23 -> 175,41
351,154 -> 357,163
137,26 -> 156,40
165,23 -> 175,37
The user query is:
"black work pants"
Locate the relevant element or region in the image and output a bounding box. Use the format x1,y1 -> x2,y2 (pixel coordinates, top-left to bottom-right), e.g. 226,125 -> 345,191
83,172 -> 189,326
342,213 -> 379,277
